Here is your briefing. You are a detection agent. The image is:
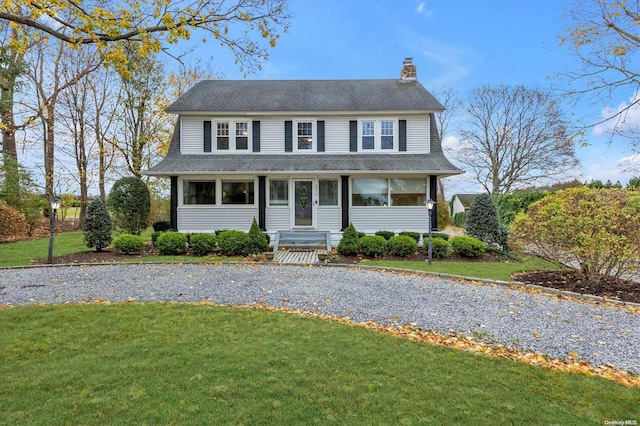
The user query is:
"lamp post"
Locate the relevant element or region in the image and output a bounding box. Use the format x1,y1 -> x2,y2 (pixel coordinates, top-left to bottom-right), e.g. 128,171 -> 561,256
425,198 -> 435,265
47,197 -> 61,264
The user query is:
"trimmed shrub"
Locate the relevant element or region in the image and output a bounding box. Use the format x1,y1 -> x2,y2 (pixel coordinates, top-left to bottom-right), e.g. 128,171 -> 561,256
218,230 -> 249,256
451,236 -> 485,257
399,231 -> 420,243
388,235 -> 417,257
453,212 -> 467,227
155,231 -> 188,255
246,218 -> 268,254
425,232 -> 449,241
82,199 -> 113,252
190,233 -> 217,256
467,194 -> 507,250
337,223 -> 360,256
0,200 -> 28,241
113,234 -> 144,254
431,237 -> 451,258
375,230 -> 395,241
437,199 -> 450,230
152,221 -> 171,232
151,231 -> 162,246
359,235 -> 388,258
107,177 -> 150,235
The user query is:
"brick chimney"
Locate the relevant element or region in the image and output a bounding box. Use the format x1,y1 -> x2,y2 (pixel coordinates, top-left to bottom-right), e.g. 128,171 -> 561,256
400,57 -> 417,81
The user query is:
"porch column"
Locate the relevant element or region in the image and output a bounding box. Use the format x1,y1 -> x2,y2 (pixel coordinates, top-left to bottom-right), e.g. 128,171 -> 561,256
341,175 -> 349,231
258,176 -> 266,231
429,175 -> 438,231
170,176 -> 178,230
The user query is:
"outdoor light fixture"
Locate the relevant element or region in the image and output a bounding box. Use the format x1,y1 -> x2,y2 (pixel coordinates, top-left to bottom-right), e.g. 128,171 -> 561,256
425,198 -> 435,265
47,197 -> 61,264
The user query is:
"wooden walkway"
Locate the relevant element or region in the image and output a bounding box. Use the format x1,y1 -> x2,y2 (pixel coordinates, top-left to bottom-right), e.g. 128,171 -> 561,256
272,250 -> 320,264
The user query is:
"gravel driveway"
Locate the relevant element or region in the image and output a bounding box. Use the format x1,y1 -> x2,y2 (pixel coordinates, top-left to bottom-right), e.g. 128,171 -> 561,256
1,263 -> 638,374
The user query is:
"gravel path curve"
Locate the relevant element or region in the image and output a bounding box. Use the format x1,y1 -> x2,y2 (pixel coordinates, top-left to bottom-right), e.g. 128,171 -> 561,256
1,263 -> 639,374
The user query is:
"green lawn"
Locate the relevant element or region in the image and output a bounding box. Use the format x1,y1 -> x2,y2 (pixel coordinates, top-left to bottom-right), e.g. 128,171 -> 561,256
0,232 -> 86,267
364,256 -> 561,281
0,304 -> 637,425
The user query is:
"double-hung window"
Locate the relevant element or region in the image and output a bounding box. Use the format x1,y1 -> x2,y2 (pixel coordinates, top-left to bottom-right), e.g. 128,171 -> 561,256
235,122 -> 249,150
217,122 -> 230,150
297,122 -> 313,150
360,120 -> 396,151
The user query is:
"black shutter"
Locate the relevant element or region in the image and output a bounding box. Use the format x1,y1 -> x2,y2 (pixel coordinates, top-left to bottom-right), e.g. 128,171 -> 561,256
317,120 -> 325,152
252,121 -> 261,152
203,121 -> 212,152
170,176 -> 178,230
341,175 -> 350,230
399,119 -> 407,152
429,175 -> 438,230
285,121 -> 293,152
349,120 -> 357,152
258,176 -> 266,231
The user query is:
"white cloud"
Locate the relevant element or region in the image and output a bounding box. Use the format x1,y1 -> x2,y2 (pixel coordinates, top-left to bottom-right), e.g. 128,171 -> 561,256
593,90 -> 640,137
416,2 -> 434,18
618,153 -> 640,173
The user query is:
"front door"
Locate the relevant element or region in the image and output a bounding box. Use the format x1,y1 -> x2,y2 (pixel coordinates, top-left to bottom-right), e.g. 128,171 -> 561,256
294,180 -> 313,227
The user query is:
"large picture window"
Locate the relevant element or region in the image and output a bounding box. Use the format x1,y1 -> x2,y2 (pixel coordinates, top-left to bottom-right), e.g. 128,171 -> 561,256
352,178 -> 427,206
319,179 -> 339,206
390,178 -> 427,206
269,179 -> 288,206
222,181 -> 255,205
352,178 -> 388,206
183,181 -> 216,205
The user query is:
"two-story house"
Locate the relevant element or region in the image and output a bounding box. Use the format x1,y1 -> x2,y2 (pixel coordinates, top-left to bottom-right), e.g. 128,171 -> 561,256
145,58 -> 463,246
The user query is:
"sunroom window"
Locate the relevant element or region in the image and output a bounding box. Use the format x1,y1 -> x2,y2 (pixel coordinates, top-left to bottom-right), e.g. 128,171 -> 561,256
352,178 -> 388,206
352,178 -> 427,206
390,178 -> 427,206
222,181 -> 255,205
183,181 -> 216,205
269,179 -> 288,206
319,179 -> 339,206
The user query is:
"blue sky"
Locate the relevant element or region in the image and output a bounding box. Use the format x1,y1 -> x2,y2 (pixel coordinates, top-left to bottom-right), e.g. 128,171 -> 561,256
179,0 -> 639,191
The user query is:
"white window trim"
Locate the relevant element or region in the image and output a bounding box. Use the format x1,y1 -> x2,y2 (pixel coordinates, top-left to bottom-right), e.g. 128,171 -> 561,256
294,119 -> 316,152
358,119 -> 398,152
179,176 -> 257,207
212,119 -> 252,153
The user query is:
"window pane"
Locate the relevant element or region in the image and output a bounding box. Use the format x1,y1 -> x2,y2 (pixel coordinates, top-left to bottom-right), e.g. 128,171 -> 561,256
362,121 -> 375,150
319,179 -> 338,206
222,181 -> 255,204
381,121 -> 393,149
217,122 -> 229,150
381,136 -> 393,149
236,122 -> 248,150
269,179 -> 288,206
183,181 -> 216,205
352,178 -> 388,206
362,136 -> 375,150
297,122 -> 313,150
390,178 -> 427,206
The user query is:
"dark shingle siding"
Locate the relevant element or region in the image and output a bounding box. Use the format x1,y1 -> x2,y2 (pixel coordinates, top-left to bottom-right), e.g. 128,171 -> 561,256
166,80 -> 444,113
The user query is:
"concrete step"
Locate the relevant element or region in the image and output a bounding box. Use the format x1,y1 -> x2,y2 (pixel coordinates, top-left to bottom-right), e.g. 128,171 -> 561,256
274,231 -> 331,251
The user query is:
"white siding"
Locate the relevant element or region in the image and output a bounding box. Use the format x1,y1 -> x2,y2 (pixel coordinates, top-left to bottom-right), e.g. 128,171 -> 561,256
260,119 -> 285,153
266,207 -> 290,231
406,117 -> 430,153
181,117 -> 204,154
324,119 -> 350,153
316,207 -> 341,230
349,207 -> 430,234
177,206 -> 259,233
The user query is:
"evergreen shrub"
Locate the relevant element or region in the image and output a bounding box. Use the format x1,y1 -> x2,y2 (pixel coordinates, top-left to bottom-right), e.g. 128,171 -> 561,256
431,237 -> 451,258
82,199 -> 113,252
151,231 -> 162,246
359,235 -> 388,257
388,235 -> 417,257
374,230 -> 395,241
337,224 -> 360,256
451,236 -> 485,257
190,233 -> 217,256
107,177 -> 150,234
113,234 -> 144,254
466,194 -> 507,250
218,230 -> 249,256
399,231 -> 421,242
155,231 -> 188,255
152,221 -> 171,232
246,218 -> 268,254
425,232 -> 449,241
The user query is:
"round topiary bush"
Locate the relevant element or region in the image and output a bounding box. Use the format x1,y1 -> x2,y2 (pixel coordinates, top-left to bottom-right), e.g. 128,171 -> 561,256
337,223 -> 360,256
430,237 -> 451,258
155,231 -> 188,255
399,231 -> 421,243
388,235 -> 417,257
218,230 -> 249,256
374,230 -> 395,241
190,233 -> 217,256
359,235 -> 388,257
113,234 -> 144,254
451,235 -> 485,257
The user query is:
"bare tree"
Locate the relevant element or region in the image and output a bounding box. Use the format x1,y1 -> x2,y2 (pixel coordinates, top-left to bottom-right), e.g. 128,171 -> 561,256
456,84 -> 579,194
560,0 -> 640,150
432,87 -> 461,201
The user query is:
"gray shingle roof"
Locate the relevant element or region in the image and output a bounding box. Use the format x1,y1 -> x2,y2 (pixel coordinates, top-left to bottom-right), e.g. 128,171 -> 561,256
166,79 -> 444,113
145,152 -> 462,176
